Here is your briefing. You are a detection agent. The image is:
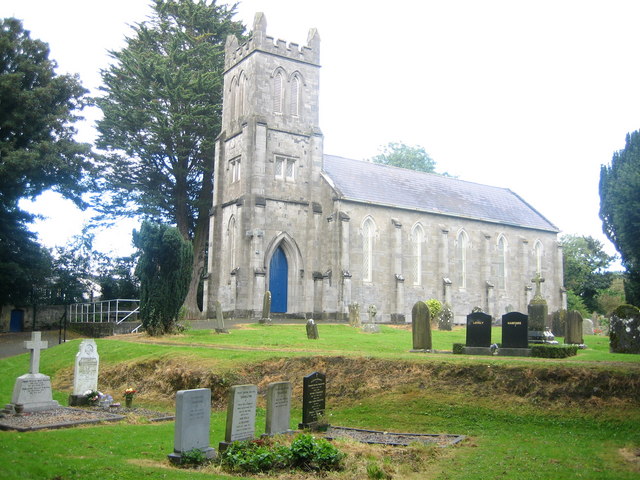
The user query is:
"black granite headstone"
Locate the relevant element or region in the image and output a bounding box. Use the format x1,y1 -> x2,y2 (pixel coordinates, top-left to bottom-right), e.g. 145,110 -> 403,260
299,372 -> 326,429
466,312 -> 492,347
502,312 -> 528,348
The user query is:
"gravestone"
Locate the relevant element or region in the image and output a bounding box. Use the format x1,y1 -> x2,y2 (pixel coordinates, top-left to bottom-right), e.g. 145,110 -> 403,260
265,381 -> 292,435
527,275 -> 557,344
168,388 -> 216,463
299,372 -> 326,429
438,303 -> 453,331
582,318 -> 594,336
221,384 -> 258,450
6,331 -> 60,413
213,300 -> 229,334
348,303 -> 361,327
306,319 -> 319,339
501,312 -> 529,349
69,339 -> 99,406
260,291 -> 272,324
411,301 -> 432,351
368,304 -> 377,322
551,309 -> 567,337
609,305 -> 640,354
466,312 -> 492,347
565,310 -> 584,345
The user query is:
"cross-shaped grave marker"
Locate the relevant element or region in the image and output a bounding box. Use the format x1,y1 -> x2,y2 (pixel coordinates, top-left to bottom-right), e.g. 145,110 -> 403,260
531,274 -> 545,300
24,331 -> 48,374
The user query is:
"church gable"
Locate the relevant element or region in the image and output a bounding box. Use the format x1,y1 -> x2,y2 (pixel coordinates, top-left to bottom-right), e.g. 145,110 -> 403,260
322,155 -> 558,233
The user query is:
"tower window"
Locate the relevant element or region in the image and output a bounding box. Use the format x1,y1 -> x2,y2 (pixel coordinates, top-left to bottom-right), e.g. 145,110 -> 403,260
275,155 -> 295,181
290,75 -> 300,116
273,71 -> 283,114
230,157 -> 241,183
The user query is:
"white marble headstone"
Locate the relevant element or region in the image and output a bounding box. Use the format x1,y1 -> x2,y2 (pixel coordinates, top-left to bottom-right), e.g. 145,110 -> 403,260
225,384 -> 258,442
73,339 -> 99,395
168,388 -> 216,462
265,381 -> 292,435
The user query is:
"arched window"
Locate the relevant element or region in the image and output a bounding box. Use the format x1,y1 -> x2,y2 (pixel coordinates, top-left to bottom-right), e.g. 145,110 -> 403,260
228,76 -> 237,119
497,235 -> 507,289
237,72 -> 245,116
273,71 -> 283,114
411,224 -> 424,286
228,216 -> 237,271
456,230 -> 469,288
290,74 -> 300,116
534,240 -> 543,275
362,217 -> 375,282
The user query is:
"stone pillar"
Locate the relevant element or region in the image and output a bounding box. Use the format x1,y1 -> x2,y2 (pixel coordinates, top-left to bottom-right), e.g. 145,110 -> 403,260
339,212 -> 351,320
485,281 -> 495,316
394,274 -> 405,323
439,228 -> 449,299
312,272 -> 323,317
443,278 -> 452,305
520,238 -> 530,311
392,219 -> 404,322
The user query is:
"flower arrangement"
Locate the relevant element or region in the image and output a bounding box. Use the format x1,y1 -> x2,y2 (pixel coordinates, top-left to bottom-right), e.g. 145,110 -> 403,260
84,389 -> 102,405
123,388 -> 137,400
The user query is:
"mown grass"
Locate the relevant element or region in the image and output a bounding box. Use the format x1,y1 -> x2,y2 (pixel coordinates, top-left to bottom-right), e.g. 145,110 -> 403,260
0,324 -> 638,479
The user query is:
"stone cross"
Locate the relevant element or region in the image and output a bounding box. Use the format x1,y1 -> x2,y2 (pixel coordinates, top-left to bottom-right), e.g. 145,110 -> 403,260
25,331 -> 48,374
531,274 -> 545,300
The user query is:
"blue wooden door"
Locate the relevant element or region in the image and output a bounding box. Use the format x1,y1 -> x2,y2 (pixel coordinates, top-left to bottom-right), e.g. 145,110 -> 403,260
10,309 -> 23,332
269,246 -> 288,313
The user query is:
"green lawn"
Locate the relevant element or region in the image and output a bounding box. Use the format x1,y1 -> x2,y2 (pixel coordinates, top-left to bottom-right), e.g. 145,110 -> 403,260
0,325 -> 638,479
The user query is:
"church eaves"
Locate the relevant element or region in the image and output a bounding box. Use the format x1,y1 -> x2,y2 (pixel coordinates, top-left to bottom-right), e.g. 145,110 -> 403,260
322,155 -> 559,233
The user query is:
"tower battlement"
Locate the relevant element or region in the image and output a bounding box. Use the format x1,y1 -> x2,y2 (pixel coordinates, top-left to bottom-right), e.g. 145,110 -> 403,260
224,12 -> 320,71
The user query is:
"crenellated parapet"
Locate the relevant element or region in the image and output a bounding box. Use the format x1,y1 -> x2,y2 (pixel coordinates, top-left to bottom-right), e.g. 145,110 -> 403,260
224,12 -> 320,71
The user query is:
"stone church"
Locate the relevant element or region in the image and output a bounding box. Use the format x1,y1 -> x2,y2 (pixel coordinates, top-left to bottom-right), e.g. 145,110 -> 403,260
203,13 -> 566,323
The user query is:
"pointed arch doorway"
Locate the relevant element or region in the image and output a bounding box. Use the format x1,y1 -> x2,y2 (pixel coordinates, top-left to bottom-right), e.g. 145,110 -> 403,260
269,245 -> 288,313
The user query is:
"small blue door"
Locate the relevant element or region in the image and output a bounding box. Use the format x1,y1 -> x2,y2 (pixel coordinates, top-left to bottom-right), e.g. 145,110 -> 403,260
10,309 -> 24,332
269,246 -> 288,313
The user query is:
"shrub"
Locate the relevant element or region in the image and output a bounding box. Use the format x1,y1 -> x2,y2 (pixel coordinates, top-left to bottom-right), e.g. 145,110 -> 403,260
290,433 -> 344,471
425,299 -> 442,324
530,345 -> 578,358
179,448 -> 210,467
452,343 -> 465,354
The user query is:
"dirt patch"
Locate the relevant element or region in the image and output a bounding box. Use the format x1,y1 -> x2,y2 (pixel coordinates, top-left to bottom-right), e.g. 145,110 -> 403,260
53,356 -> 640,410
619,447 -> 640,472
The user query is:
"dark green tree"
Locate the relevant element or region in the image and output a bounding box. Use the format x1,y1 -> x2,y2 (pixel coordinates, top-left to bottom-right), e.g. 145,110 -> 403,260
0,18 -> 93,305
94,0 -> 245,316
371,142 -> 454,175
133,221 -> 193,335
600,130 -> 640,306
561,234 -> 615,313
97,255 -> 140,300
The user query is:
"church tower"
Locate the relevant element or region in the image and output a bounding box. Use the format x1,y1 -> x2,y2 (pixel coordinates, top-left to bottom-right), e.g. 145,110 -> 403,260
204,14 -> 325,318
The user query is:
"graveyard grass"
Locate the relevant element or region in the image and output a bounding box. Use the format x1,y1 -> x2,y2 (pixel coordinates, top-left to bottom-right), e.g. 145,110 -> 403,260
0,324 -> 638,480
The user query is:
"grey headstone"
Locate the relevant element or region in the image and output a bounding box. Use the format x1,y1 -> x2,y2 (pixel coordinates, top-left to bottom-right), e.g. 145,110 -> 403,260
348,303 -> 361,327
609,306 -> 640,354
582,318 -> 594,336
224,384 -> 258,443
168,388 -> 216,463
411,301 -> 432,351
213,300 -> 229,333
73,339 -> 99,395
265,381 -> 292,435
6,331 -> 60,413
306,319 -> 319,339
565,310 -> 584,345
260,291 -> 272,324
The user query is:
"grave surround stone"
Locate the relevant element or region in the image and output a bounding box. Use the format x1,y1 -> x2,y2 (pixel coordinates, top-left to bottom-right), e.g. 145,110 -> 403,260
265,381 -> 292,436
6,331 -> 60,413
221,384 -> 258,450
299,372 -> 326,429
411,301 -> 432,352
168,388 -> 216,463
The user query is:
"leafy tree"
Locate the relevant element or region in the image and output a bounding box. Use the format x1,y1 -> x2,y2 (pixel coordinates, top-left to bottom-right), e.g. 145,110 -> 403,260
371,142 -> 453,176
97,255 -> 140,300
595,274 -> 626,316
0,18 -> 93,305
561,234 -> 615,313
600,130 -> 640,306
133,221 -> 193,335
94,0 -> 245,316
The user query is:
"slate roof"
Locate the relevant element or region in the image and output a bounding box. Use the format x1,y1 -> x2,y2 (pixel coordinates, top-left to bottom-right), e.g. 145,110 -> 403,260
322,155 -> 558,232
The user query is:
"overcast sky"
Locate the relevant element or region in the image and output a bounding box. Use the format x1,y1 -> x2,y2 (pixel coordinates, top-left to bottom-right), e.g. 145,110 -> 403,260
3,0 -> 639,265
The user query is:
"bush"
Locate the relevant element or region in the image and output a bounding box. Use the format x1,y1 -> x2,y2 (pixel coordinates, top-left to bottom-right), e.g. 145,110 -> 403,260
452,343 -> 465,354
530,345 -> 578,358
220,434 -> 344,474
179,448 -> 210,467
425,299 -> 442,324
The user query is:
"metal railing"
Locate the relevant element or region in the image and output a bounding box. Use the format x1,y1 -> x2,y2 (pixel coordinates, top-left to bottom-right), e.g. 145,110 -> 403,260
69,299 -> 140,325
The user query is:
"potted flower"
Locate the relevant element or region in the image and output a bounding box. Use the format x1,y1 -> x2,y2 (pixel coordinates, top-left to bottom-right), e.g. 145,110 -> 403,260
123,387 -> 137,408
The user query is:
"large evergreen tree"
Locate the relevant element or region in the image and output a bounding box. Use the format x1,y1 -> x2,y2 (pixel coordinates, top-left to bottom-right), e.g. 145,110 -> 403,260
94,0 -> 245,316
600,130 -> 640,306
0,18 -> 93,305
134,221 -> 193,335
